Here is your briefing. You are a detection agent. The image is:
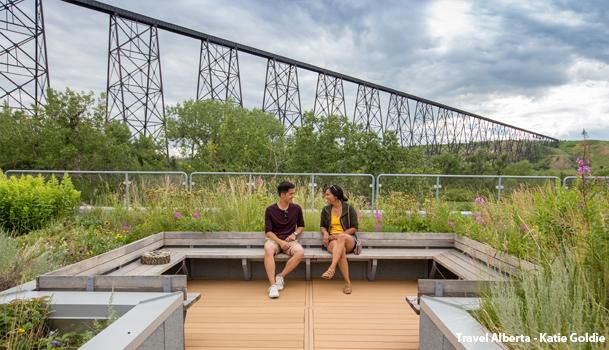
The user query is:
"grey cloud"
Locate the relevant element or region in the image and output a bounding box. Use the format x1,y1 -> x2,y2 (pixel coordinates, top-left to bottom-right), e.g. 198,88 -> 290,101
32,0 -> 609,140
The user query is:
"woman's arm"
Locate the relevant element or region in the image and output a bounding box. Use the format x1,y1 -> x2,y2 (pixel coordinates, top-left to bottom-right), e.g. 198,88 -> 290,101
321,227 -> 330,245
343,227 -> 357,235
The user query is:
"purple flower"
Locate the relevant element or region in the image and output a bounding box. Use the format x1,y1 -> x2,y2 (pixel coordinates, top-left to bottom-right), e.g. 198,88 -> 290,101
255,177 -> 263,186
577,158 -> 591,176
121,224 -> 130,232
374,210 -> 382,223
519,223 -> 528,232
51,340 -> 62,347
475,215 -> 485,225
447,219 -> 456,229
474,196 -> 486,205
193,211 -> 201,220
174,211 -> 183,219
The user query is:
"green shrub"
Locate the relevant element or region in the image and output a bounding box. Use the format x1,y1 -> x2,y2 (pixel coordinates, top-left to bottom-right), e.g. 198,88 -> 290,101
0,172 -> 80,234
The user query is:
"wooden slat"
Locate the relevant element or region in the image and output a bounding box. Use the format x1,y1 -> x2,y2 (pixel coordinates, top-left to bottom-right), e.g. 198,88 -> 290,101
113,252 -> 186,276
435,251 -> 505,281
37,275 -> 187,293
163,231 -> 454,248
76,239 -> 165,276
185,280 -> 419,350
140,247 -> 448,261
454,236 -> 537,273
43,232 -> 164,276
417,279 -> 504,297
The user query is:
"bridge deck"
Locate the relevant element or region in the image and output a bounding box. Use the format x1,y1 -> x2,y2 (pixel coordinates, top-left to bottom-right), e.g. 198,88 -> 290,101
185,279 -> 419,350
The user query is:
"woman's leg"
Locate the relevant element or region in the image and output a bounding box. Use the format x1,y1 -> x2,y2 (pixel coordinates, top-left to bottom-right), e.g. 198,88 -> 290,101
322,240 -> 338,278
336,234 -> 355,287
328,236 -> 346,273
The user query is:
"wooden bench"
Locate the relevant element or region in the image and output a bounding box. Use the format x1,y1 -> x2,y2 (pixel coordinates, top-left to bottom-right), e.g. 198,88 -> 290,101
107,232 -> 455,281
406,236 -> 536,314
36,232 -> 533,307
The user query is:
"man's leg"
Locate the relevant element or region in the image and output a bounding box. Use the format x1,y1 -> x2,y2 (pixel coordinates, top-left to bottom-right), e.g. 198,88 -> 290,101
279,242 -> 304,278
264,240 -> 279,286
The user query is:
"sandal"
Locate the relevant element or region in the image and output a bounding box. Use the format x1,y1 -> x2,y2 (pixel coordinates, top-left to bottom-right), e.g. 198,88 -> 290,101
343,284 -> 352,294
321,267 -> 335,279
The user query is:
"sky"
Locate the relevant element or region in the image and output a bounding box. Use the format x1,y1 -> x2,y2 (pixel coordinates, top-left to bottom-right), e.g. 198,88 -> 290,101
35,0 -> 609,140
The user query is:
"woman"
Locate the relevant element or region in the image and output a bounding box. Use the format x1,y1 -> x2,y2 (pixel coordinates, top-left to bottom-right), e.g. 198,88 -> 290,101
319,184 -> 359,294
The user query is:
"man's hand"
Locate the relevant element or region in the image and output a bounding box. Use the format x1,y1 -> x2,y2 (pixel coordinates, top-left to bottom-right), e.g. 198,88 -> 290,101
285,233 -> 296,242
279,240 -> 291,251
328,235 -> 338,242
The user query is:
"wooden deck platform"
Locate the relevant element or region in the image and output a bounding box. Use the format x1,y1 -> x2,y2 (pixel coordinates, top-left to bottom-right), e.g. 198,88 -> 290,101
185,279 -> 419,350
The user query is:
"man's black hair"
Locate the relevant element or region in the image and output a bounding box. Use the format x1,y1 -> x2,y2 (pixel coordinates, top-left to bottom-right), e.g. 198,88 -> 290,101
277,181 -> 295,195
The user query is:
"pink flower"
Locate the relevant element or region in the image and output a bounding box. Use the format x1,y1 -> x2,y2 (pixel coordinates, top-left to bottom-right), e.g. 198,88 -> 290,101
193,211 -> 201,220
519,223 -> 528,232
474,196 -> 486,205
255,177 -> 263,186
577,158 -> 591,176
121,224 -> 130,232
174,211 -> 183,219
374,210 -> 382,223
447,219 -> 455,228
357,210 -> 364,220
475,214 -> 485,225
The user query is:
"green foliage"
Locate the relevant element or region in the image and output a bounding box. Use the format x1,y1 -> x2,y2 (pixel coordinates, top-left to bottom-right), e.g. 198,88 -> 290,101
0,297 -> 50,350
0,295 -> 116,349
0,89 -> 166,172
0,172 -> 80,234
166,99 -> 286,172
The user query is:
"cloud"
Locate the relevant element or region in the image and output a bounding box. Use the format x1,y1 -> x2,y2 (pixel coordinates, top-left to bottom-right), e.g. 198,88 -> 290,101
29,0 -> 609,140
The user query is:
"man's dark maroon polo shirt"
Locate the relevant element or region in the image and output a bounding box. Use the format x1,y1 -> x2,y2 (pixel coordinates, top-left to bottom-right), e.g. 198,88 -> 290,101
264,203 -> 304,240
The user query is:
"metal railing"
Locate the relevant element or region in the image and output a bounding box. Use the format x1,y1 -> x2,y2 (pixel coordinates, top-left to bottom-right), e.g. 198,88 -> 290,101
5,170 -> 188,208
5,170 -> 594,209
562,176 -> 609,188
376,174 -> 561,202
190,172 -> 376,208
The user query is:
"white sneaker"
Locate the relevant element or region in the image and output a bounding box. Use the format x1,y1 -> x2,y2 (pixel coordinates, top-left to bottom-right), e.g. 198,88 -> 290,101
268,285 -> 279,299
275,275 -> 285,290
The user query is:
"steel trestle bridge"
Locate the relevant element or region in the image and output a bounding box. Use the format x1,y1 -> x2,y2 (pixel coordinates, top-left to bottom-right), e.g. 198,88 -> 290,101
1,0 -> 559,158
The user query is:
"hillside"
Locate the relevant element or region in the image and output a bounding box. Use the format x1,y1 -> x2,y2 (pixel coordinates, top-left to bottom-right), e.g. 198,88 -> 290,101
535,140 -> 609,176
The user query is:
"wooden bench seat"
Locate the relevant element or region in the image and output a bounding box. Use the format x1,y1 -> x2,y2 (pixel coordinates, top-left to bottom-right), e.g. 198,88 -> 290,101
433,250 -> 507,281
107,247 -> 451,280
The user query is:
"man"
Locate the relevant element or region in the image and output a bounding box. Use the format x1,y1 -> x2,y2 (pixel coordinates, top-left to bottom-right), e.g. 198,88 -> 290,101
264,181 -> 305,298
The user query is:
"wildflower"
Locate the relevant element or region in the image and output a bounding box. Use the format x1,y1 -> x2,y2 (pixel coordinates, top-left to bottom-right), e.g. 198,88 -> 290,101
374,210 -> 382,223
174,211 -> 183,219
122,224 -> 130,233
519,223 -> 528,232
357,210 -> 364,220
114,233 -> 124,240
474,196 -> 486,205
577,158 -> 591,176
475,213 -> 485,225
193,211 -> 201,220
447,219 -> 456,228
255,176 -> 263,186
51,340 -> 63,347
17,327 -> 25,334
103,219 -> 110,226
79,246 -> 86,254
